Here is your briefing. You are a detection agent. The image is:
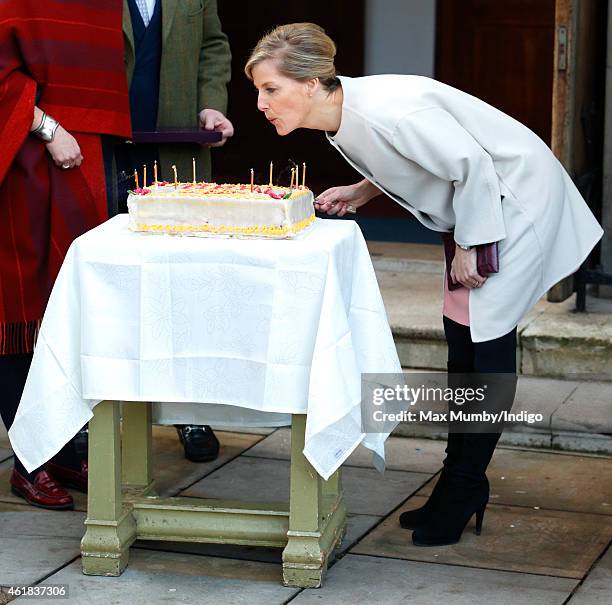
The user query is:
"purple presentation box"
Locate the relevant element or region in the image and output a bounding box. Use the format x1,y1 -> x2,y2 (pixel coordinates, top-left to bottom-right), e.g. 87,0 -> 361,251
130,129 -> 223,144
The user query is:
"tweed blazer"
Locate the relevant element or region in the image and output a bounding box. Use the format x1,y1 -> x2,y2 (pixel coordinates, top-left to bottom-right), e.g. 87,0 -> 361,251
123,0 -> 231,180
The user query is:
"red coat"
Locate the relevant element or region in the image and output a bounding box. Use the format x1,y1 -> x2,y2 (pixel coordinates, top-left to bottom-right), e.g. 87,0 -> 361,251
0,0 -> 131,353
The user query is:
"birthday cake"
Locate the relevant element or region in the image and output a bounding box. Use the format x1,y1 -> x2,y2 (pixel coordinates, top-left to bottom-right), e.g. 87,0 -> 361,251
127,181 -> 315,239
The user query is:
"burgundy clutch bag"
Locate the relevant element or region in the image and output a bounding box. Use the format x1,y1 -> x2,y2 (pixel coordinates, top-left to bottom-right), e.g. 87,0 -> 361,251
441,233 -> 499,291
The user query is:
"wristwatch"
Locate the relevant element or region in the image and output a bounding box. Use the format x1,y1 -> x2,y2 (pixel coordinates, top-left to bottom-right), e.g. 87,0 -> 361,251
32,112 -> 60,142
457,243 -> 472,251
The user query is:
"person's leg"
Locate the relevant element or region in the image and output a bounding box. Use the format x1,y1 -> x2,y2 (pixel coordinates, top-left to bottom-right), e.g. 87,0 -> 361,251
0,353 -> 40,480
443,316 -> 475,374
0,353 -> 73,509
45,425 -> 89,491
400,317 -> 473,530
412,325 -> 518,545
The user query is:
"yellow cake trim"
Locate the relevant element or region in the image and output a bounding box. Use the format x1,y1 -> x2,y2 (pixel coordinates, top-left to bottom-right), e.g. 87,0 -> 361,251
135,213 -> 315,237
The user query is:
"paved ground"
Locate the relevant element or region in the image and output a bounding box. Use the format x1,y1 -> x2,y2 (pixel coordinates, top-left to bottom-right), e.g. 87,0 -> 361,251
1,241 -> 610,603
0,421 -> 610,604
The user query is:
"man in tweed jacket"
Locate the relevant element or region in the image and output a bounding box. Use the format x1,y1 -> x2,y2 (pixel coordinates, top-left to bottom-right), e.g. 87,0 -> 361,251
122,0 -> 232,184
121,0 -> 232,461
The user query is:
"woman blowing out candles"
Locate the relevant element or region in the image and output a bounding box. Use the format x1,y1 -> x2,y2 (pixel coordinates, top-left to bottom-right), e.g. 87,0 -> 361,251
245,23 -> 602,546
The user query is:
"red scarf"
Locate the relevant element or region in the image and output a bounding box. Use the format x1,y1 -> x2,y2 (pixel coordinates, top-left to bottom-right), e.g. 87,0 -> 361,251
0,0 -> 131,353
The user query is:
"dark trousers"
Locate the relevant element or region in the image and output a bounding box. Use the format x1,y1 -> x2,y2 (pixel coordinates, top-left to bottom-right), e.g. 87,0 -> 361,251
442,316 -> 518,475
443,316 -> 517,374
0,354 -> 84,479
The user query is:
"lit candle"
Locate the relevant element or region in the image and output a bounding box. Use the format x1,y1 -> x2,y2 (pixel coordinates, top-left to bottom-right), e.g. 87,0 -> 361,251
143,164 -> 147,189
250,168 -> 254,192
153,160 -> 158,185
134,169 -> 139,190
302,162 -> 306,189
172,164 -> 178,187
290,168 -> 295,189
192,157 -> 196,184
269,161 -> 273,187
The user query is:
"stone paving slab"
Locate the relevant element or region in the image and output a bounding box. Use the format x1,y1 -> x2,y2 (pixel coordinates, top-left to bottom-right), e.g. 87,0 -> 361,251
376,270 -> 446,370
21,549 -> 299,605
351,497 -> 612,579
244,430 -> 446,474
393,375 -> 579,447
0,424 -> 10,462
182,456 -> 431,517
520,295 -> 612,380
0,501 -> 37,513
368,240 -> 444,264
377,269 -> 547,371
132,513 -> 380,565
552,431 -> 612,456
0,510 -> 85,587
551,381 -> 612,434
512,376 -> 578,430
151,427 -> 264,497
211,426 -> 277,436
291,554 -> 578,605
418,449 -> 612,515
568,545 -> 612,604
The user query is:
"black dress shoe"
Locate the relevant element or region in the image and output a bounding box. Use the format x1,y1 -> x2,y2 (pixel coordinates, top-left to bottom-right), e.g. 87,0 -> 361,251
175,425 -> 220,462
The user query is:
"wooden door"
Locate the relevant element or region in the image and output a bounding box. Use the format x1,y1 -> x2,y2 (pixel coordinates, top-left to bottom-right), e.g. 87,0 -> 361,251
436,0 -> 556,144
548,0 -> 608,301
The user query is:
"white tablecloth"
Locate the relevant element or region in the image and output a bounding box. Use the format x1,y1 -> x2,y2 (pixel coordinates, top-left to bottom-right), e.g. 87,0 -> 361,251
9,215 -> 401,479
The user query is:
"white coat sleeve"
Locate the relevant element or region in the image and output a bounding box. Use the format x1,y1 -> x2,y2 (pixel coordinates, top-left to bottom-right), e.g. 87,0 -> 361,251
392,107 -> 506,246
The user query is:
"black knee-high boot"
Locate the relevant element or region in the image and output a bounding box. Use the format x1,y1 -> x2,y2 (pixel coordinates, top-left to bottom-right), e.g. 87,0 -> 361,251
411,432 -> 499,546
411,321 -> 517,546
399,320 -> 473,531
399,430 -> 462,530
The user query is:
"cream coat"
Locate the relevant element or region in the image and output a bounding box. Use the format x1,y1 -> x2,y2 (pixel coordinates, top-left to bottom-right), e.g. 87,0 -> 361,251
327,75 -> 603,342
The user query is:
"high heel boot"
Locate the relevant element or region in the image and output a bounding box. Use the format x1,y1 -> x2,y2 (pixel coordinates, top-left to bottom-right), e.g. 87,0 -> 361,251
411,432 -> 501,546
399,431 -> 462,530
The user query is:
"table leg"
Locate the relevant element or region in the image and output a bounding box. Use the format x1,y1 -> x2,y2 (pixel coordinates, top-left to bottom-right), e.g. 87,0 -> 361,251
81,400 -> 136,576
282,414 -> 347,588
322,467 -> 347,546
121,402 -> 155,495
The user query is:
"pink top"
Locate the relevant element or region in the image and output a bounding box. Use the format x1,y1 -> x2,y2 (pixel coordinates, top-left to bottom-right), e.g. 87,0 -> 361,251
443,272 -> 470,326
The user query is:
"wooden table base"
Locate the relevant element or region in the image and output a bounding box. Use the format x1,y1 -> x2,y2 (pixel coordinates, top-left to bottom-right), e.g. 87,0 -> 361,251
80,401 -> 347,588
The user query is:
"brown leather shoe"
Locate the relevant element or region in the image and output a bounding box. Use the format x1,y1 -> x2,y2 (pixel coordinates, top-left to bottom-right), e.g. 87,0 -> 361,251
45,460 -> 88,493
10,469 -> 74,510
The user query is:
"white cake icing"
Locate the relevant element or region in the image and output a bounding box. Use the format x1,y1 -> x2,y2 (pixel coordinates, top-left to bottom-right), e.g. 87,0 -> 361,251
127,182 -> 315,238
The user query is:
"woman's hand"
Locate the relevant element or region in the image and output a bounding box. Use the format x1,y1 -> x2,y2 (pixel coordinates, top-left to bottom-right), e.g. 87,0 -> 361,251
45,126 -> 83,169
315,179 -> 380,217
451,246 -> 487,289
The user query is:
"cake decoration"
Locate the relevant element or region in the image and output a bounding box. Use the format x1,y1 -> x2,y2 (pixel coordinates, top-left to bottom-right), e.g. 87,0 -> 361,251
127,180 -> 315,239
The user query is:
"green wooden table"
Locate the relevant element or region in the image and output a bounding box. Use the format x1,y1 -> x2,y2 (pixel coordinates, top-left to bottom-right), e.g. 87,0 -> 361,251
80,400 -> 347,588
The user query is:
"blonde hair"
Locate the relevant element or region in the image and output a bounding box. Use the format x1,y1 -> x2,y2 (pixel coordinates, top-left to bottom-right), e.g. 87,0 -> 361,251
245,23 -> 339,92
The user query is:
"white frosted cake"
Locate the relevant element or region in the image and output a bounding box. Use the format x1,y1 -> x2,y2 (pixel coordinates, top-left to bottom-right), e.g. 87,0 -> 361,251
127,181 -> 315,239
